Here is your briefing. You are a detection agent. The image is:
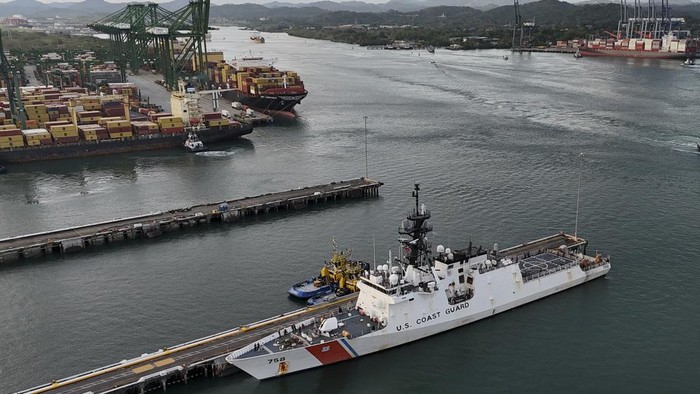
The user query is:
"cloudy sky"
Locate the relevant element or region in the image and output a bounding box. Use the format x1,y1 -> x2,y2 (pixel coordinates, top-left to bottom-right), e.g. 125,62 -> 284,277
0,0 -> 349,3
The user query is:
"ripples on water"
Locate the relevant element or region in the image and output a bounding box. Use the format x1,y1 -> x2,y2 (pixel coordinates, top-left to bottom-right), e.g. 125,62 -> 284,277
1,28 -> 699,392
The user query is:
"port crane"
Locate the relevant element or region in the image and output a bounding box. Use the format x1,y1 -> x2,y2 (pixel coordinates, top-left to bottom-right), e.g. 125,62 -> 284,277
0,29 -> 26,129
512,0 -> 534,51
89,0 -> 212,91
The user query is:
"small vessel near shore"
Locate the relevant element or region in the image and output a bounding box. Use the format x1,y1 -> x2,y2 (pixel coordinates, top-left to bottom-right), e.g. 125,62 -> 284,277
250,31 -> 265,44
183,132 -> 206,153
288,243 -> 368,299
226,184 -> 611,380
288,279 -> 333,299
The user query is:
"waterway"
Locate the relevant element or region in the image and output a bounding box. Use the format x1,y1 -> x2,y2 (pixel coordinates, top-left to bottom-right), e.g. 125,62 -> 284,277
1,27 -> 699,393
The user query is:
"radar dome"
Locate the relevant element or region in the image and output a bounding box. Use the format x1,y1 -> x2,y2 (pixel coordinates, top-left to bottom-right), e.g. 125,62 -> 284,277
445,248 -> 451,254
436,245 -> 445,253
447,253 -> 454,261
389,274 -> 399,286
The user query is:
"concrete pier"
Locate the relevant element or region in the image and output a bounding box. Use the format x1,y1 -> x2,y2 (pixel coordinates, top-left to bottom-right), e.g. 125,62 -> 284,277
18,293 -> 360,394
0,178 -> 382,263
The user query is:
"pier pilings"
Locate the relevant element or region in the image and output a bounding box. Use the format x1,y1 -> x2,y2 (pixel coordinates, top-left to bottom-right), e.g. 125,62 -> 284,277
0,178 -> 382,264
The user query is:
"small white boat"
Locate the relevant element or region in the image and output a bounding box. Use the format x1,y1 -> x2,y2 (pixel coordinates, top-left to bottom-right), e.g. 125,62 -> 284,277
184,133 -> 206,153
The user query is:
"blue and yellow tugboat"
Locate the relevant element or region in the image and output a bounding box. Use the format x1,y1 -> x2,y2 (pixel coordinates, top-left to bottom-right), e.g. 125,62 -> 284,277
288,241 -> 369,300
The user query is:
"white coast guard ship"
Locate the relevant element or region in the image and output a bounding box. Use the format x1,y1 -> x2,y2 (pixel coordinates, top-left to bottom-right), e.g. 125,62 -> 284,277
226,184 -> 611,380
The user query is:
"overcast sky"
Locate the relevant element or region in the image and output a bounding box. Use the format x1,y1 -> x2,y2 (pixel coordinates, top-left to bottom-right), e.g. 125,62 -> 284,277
0,0 -> 359,4
0,0 -> 590,4
0,0 -> 486,4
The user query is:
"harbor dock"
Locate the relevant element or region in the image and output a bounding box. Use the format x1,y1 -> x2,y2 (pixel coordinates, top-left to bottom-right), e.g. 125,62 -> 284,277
0,178 -> 382,263
18,293 -> 360,394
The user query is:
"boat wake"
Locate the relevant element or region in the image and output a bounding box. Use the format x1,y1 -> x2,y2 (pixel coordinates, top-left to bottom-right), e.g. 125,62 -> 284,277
195,150 -> 237,158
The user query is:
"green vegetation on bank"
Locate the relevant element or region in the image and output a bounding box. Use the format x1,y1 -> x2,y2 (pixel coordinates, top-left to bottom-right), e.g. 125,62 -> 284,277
1,29 -> 110,61
242,0 -> 700,48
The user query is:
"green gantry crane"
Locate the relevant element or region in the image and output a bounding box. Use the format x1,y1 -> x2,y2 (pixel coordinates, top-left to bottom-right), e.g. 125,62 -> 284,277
0,29 -> 26,129
88,0 -> 211,91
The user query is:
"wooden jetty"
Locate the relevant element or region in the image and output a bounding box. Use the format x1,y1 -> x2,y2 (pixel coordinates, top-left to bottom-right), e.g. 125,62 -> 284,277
18,293 -> 360,394
0,178 -> 382,263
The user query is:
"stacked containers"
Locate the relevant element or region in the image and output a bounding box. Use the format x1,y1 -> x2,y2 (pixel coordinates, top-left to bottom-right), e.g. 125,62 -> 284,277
98,117 -> 124,126
78,125 -> 109,141
105,120 -> 132,139
106,83 -> 137,98
102,100 -> 125,118
81,97 -> 102,111
202,112 -> 228,129
24,104 -> 50,127
64,87 -> 88,94
0,126 -> 25,149
78,111 -> 102,124
156,116 -> 184,135
46,121 -> 79,144
22,129 -> 53,146
130,121 -> 159,136
46,104 -> 70,122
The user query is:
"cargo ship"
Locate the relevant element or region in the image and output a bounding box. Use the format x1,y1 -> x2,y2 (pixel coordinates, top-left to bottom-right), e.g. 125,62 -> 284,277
580,0 -> 697,59
250,31 -> 265,44
0,84 -> 253,165
225,184 -> 611,380
221,57 -> 307,119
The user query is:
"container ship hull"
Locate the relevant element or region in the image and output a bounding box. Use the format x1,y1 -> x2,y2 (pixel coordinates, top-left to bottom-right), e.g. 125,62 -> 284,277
222,90 -> 307,114
579,48 -> 694,59
0,123 -> 252,164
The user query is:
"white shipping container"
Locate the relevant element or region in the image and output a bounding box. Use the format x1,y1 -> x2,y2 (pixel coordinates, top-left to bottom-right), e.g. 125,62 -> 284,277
147,27 -> 169,36
629,41 -> 637,50
670,42 -> 679,52
678,41 -> 686,52
21,128 -> 50,137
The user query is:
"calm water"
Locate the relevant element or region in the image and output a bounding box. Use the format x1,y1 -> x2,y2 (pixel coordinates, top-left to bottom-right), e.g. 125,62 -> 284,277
1,28 -> 699,393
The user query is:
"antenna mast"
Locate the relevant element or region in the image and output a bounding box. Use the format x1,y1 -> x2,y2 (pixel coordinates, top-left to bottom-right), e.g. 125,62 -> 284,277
574,153 -> 583,239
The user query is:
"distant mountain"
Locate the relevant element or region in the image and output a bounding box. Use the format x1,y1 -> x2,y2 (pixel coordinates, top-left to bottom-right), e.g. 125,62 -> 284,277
0,0 -> 194,18
262,0 -> 531,12
1,0 -> 698,22
0,0 -> 552,19
0,0 -> 122,18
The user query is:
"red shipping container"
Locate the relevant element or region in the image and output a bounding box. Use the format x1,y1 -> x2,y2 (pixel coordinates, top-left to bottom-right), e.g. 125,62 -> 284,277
160,127 -> 184,134
202,112 -> 222,120
0,129 -> 22,137
54,136 -> 80,144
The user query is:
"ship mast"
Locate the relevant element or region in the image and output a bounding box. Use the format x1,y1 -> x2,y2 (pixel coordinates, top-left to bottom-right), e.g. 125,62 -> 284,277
398,184 -> 433,267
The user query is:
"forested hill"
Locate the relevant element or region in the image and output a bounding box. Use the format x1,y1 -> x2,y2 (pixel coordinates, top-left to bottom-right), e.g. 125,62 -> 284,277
235,0 -> 700,32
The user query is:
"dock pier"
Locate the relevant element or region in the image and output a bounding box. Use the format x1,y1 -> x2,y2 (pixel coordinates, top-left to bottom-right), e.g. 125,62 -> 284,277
18,293 -> 360,394
0,178 -> 382,263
